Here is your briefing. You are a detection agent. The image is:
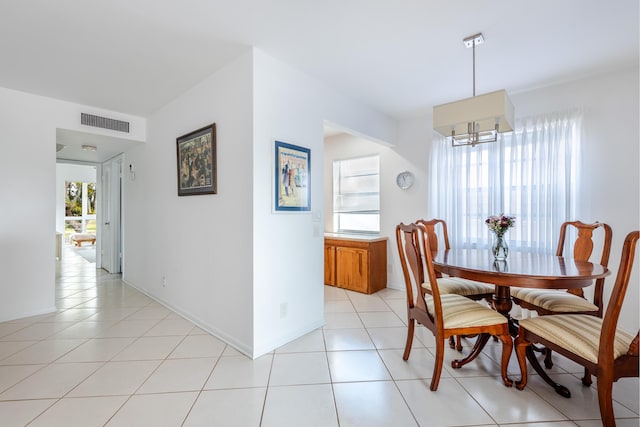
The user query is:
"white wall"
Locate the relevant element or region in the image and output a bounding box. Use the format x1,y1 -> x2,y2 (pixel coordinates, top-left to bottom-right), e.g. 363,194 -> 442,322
251,50 -> 396,356
121,49 -> 397,357
0,86 -> 145,322
123,50 -> 256,354
251,51 -> 326,356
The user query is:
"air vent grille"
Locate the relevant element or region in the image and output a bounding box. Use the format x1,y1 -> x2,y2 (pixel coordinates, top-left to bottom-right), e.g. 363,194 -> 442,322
81,113 -> 130,133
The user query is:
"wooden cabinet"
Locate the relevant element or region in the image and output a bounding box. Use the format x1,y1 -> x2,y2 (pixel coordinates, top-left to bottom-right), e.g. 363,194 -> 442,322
324,236 -> 387,294
324,244 -> 336,286
336,246 -> 370,293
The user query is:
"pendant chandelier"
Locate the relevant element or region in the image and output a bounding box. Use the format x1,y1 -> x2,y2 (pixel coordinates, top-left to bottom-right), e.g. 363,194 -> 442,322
433,33 -> 514,147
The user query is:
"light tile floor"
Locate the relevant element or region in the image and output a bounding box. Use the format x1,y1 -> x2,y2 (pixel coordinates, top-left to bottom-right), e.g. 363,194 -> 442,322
0,248 -> 637,426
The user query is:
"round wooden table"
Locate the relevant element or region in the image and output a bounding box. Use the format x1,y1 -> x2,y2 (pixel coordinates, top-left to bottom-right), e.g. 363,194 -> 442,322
433,249 -> 609,315
432,249 -> 610,397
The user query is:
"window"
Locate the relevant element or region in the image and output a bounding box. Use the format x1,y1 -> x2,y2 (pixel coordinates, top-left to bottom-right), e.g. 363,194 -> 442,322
430,110 -> 582,253
333,155 -> 380,233
64,181 -> 97,242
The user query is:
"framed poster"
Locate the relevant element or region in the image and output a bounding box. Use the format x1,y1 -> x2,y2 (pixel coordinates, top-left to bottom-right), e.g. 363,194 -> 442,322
274,140 -> 310,211
176,123 -> 216,196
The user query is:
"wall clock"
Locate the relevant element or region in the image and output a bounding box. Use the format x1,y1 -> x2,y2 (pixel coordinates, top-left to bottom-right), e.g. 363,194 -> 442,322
396,171 -> 415,190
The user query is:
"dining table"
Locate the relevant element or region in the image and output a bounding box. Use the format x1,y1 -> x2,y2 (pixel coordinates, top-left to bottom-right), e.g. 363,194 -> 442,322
432,248 -> 610,397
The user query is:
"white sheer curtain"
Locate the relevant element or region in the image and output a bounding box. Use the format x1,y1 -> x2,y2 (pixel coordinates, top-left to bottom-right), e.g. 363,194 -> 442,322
430,110 -> 582,253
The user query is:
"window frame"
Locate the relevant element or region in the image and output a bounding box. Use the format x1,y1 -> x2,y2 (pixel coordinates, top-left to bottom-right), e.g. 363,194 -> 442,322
332,154 -> 380,234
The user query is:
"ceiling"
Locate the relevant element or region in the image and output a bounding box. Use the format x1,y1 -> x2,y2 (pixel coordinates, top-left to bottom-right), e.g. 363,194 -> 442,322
56,129 -> 142,163
1,1 -> 637,160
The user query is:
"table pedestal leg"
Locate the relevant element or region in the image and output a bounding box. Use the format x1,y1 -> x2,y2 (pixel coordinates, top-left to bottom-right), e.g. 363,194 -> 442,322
525,345 -> 572,398
451,285 -> 513,369
492,285 -> 513,316
451,333 -> 491,368
494,285 -> 571,397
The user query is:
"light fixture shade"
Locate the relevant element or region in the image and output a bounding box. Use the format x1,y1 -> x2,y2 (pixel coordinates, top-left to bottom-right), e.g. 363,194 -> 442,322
433,89 -> 515,138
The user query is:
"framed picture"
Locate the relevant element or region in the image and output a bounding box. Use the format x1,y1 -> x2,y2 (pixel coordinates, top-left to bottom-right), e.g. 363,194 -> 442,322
275,140 -> 310,211
176,123 -> 216,196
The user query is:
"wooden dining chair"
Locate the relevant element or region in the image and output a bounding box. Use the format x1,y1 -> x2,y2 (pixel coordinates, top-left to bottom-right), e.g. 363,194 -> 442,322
511,221 -> 612,371
396,222 -> 513,391
417,219 -> 496,350
514,230 -> 639,427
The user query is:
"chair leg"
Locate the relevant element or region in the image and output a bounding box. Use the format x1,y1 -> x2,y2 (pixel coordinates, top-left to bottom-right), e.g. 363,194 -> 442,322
497,332 -> 513,387
448,335 -> 465,351
581,367 -> 592,386
597,373 -> 615,427
403,317 -> 415,361
514,334 -> 529,390
430,334 -> 445,391
544,347 -> 554,369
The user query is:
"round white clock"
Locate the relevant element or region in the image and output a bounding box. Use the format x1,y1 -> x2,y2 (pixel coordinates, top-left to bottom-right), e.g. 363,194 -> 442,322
396,171 -> 415,190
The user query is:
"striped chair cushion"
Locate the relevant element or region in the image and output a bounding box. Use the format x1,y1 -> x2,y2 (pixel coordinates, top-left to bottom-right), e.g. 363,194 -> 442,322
511,288 -> 598,312
425,293 -> 507,329
519,314 -> 636,364
423,277 -> 494,296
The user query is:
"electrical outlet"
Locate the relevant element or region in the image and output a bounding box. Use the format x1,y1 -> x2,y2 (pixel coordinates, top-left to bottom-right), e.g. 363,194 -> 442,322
162,276 -> 166,287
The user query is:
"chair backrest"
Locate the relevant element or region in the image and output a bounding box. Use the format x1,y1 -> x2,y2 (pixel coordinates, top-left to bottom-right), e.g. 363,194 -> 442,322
556,221 -> 613,306
598,230 -> 639,365
556,221 -> 612,265
416,218 -> 451,252
416,219 -> 451,279
396,222 -> 443,327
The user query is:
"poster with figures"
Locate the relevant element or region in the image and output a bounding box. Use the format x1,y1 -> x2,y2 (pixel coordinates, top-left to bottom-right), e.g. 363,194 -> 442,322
176,123 -> 216,196
274,140 -> 310,211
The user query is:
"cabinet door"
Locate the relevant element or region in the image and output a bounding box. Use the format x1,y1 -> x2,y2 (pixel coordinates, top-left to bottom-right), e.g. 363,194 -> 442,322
336,247 -> 369,293
324,244 -> 336,286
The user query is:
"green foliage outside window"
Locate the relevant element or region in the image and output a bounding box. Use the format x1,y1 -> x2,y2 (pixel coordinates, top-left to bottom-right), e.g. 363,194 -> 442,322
64,181 -> 96,242
65,181 -> 83,216
65,181 -> 96,216
87,183 -> 96,214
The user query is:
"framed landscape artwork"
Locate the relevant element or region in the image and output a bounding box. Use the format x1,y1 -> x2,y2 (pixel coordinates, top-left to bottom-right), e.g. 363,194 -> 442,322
176,123 -> 216,196
274,140 -> 310,212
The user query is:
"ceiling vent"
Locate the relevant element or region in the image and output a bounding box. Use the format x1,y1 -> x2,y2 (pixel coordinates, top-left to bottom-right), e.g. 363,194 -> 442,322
81,113 -> 130,133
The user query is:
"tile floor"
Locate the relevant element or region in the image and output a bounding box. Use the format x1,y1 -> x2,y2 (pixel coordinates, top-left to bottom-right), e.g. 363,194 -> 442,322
0,247 -> 637,426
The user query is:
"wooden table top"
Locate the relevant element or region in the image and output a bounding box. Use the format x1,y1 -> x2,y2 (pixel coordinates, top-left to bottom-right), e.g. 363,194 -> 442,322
432,249 -> 610,289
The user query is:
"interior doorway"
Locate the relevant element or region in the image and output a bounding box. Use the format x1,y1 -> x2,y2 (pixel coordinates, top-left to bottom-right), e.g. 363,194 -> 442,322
56,162 -> 98,265
56,128 -> 138,276
55,157 -> 123,274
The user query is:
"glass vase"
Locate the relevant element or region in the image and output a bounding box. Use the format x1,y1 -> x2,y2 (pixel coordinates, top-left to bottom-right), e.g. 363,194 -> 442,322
492,232 -> 509,260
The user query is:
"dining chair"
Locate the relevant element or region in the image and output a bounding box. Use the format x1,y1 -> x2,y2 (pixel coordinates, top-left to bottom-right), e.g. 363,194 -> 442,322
417,219 -> 496,350
511,221 -> 612,372
396,222 -> 513,391
514,230 -> 639,427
